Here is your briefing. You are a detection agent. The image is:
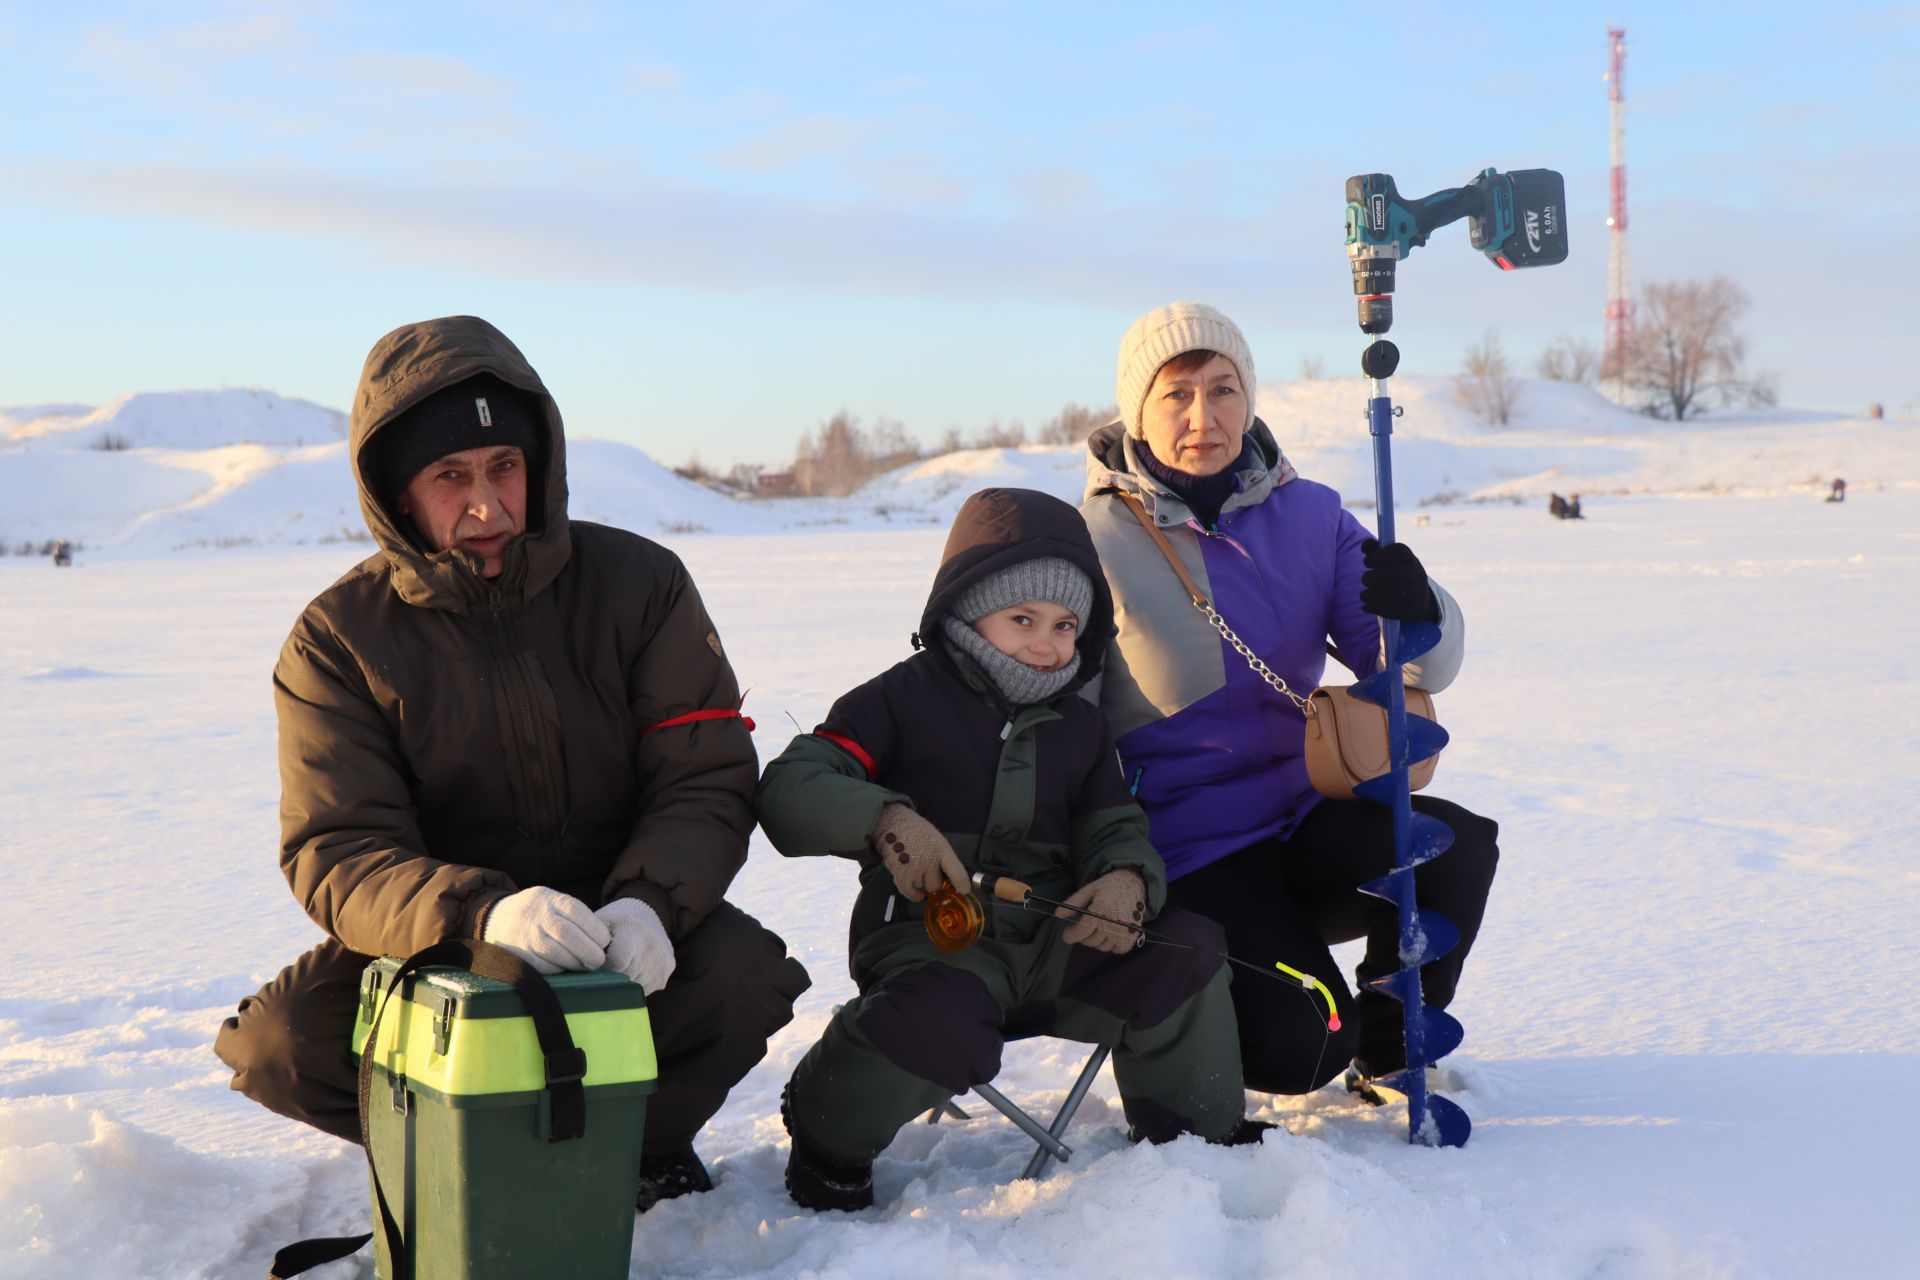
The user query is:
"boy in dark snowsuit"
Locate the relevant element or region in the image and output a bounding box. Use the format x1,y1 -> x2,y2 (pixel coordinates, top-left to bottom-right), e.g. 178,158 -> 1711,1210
756,487 -> 1257,1211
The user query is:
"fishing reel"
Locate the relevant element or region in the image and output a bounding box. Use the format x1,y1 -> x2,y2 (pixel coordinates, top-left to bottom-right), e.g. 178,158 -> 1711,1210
923,874 -> 1036,952
924,882 -> 987,952
1344,167 -> 1569,335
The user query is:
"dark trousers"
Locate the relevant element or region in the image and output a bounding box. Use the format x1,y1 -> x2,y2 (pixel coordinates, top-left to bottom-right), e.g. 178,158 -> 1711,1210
213,900 -> 810,1155
1165,795 -> 1499,1094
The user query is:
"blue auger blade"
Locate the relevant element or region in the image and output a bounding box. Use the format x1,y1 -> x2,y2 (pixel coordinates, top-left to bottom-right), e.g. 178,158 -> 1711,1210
1364,957 -> 1464,1017
1342,684 -> 1450,764
1353,771 -> 1400,807
1404,909 -> 1461,970
1409,811 -> 1455,864
1414,1093 -> 1472,1149
1394,619 -> 1443,666
1356,825 -> 1454,894
1349,669 -> 1395,709
1364,969 -> 1413,1006
1405,713 -> 1449,764
1405,1005 -> 1465,1067
1358,868 -> 1411,908
1350,890 -> 1461,968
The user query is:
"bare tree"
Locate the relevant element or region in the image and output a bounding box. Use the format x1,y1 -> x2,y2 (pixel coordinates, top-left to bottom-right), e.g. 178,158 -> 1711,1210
1536,333 -> 1600,386
1035,402 -> 1116,445
1621,275 -> 1764,420
867,416 -> 919,463
1296,354 -> 1326,381
673,451 -> 717,484
1741,372 -> 1780,409
970,417 -> 1027,449
1454,330 -> 1519,425
793,410 -> 876,496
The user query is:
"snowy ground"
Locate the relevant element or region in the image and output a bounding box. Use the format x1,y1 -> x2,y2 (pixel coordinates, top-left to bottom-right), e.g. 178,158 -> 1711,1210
2,480 -> 1915,1278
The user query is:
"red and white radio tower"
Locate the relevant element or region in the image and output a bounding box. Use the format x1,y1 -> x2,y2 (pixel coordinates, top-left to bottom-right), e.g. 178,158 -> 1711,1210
1604,27 -> 1631,400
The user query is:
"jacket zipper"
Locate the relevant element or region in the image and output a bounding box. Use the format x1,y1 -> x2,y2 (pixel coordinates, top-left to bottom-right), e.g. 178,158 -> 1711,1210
979,702 -> 1049,909
487,588 -> 565,847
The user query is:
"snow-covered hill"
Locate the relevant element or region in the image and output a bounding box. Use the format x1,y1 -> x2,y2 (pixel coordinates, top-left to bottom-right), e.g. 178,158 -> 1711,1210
1265,376 -> 1912,507
3,389 -> 346,450
0,393 -> 769,553
2,377 -> 1912,557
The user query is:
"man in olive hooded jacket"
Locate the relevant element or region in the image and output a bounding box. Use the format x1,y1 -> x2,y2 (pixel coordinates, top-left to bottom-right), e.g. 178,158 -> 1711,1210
213,315 -> 810,1207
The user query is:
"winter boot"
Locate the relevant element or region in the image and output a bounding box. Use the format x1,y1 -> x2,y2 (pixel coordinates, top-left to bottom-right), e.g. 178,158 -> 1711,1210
635,1147 -> 713,1214
1344,1064 -> 1390,1106
1127,1117 -> 1277,1146
781,1085 -> 874,1212
1344,1061 -> 1443,1107
1212,1118 -> 1278,1147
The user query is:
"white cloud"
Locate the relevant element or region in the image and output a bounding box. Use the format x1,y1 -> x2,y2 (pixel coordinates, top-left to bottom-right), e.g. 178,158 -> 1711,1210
1004,168 -> 1097,211
623,61 -> 685,94
16,159 -> 1315,315
709,114 -> 887,175
341,49 -> 521,100
62,11 -> 531,158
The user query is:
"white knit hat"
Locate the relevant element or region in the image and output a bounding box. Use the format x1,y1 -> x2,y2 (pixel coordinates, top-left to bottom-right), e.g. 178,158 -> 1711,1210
1114,301 -> 1257,438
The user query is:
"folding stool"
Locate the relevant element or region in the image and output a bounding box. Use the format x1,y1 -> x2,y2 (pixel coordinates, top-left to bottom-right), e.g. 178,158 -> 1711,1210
926,1002 -> 1115,1180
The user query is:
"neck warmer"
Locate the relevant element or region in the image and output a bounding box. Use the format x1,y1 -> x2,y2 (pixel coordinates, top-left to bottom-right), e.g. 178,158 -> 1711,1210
941,615 -> 1082,708
1134,437 -> 1254,527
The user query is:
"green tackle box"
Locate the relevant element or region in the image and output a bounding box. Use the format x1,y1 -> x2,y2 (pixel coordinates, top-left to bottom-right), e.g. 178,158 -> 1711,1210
352,957 -> 658,1280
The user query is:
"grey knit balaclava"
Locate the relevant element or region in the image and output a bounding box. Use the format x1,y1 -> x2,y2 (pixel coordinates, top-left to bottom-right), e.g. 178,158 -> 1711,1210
943,556 -> 1092,706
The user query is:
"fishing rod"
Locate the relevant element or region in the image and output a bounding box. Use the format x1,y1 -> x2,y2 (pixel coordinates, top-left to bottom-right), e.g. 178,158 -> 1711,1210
925,873 -> 1343,1035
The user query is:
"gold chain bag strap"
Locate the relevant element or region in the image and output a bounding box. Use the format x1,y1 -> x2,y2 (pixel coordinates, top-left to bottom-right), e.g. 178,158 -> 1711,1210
1114,491 -> 1438,799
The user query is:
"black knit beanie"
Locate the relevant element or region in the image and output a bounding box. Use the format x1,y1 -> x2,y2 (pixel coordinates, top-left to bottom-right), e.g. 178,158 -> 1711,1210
375,373 -> 545,500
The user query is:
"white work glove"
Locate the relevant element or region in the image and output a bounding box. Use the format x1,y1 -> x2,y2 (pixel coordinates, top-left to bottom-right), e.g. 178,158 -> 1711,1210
480,886 -> 610,974
870,803 -> 969,901
596,898 -> 677,995
1056,869 -> 1147,954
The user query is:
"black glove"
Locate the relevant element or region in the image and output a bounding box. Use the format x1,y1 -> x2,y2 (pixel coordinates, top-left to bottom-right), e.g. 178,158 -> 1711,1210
1359,539 -> 1441,622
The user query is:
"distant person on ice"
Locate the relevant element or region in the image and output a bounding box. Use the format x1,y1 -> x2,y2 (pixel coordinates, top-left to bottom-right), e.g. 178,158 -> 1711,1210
1079,303 -> 1500,1101
212,314 -> 809,1211
1549,492 -> 1583,519
1826,478 -> 1847,503
756,487 -> 1265,1212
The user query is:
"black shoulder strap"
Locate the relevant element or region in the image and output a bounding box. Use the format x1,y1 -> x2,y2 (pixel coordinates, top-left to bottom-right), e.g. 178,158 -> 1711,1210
267,939 -> 587,1278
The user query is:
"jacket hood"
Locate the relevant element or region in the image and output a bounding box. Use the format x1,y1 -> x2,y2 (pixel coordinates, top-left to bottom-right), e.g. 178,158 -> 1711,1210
349,315 -> 571,612
920,487 -> 1116,692
1082,416 -> 1296,521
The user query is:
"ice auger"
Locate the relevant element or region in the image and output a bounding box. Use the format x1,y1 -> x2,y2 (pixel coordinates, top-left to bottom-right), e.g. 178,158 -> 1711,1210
1342,167 -> 1568,1148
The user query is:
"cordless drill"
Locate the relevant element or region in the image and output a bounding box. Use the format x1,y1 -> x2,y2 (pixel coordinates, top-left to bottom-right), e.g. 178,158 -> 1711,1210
1344,168 -> 1569,334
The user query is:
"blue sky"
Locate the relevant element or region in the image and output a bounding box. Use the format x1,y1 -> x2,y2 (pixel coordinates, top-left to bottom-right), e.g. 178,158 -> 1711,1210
3,2 -> 1915,465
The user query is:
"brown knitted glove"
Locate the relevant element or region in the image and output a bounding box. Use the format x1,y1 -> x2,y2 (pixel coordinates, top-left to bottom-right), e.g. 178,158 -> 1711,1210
1056,869 -> 1147,953
870,803 -> 969,901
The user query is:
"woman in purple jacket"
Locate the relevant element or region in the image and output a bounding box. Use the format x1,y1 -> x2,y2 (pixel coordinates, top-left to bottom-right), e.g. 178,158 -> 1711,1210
1080,302 -> 1499,1097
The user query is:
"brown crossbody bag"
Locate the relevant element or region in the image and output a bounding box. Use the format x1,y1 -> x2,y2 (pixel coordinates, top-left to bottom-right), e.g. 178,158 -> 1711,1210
1115,490 -> 1439,799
